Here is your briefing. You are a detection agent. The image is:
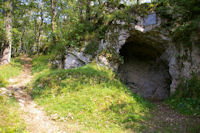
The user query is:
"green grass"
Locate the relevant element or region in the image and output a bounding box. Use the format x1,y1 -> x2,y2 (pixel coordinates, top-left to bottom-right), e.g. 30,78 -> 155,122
31,55 -> 51,74
0,58 -> 23,87
0,95 -> 26,133
30,56 -> 153,132
0,57 -> 26,132
166,74 -> 200,116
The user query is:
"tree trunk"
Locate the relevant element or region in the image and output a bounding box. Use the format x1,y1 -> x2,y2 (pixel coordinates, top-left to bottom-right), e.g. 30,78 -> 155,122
137,0 -> 140,5
86,0 -> 91,22
0,0 -> 12,65
37,4 -> 44,54
17,27 -> 25,55
79,1 -> 84,23
51,0 -> 56,44
98,0 -> 102,5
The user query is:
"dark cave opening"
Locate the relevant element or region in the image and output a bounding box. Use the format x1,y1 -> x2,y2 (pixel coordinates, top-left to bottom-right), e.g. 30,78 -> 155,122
118,39 -> 171,101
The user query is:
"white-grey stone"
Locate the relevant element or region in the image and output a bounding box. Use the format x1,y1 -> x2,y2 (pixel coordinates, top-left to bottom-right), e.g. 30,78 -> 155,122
64,50 -> 92,69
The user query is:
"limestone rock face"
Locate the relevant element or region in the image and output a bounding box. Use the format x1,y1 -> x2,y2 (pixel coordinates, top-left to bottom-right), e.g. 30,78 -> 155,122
60,12 -> 200,101
95,13 -> 200,100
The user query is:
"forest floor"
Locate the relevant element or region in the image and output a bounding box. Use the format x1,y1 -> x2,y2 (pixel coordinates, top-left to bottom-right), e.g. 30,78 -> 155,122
7,56 -> 66,133
2,56 -> 200,132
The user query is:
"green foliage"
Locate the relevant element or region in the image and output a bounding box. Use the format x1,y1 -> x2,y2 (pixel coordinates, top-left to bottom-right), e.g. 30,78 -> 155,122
11,28 -> 22,54
0,58 -> 22,87
84,39 -> 99,56
0,19 -> 6,46
0,95 -> 26,133
167,74 -> 200,116
30,56 -> 152,132
156,0 -> 200,46
173,18 -> 200,46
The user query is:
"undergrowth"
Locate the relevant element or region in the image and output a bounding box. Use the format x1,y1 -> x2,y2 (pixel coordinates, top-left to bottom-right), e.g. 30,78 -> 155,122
0,58 -> 23,87
167,74 -> 200,116
30,56 -> 152,132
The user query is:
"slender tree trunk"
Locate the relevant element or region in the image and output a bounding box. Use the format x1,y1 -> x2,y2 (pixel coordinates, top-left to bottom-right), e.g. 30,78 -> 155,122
51,0 -> 56,44
37,5 -> 44,54
0,0 -> 12,65
86,0 -> 91,22
33,16 -> 38,54
98,0 -> 101,5
137,0 -> 140,5
17,27 -> 25,55
79,1 -> 83,23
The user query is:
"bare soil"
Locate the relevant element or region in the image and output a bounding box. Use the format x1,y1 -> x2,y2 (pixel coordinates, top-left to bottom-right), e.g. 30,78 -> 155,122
144,102 -> 200,133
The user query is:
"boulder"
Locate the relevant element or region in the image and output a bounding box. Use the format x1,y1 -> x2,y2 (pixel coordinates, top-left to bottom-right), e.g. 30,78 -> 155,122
64,50 -> 92,69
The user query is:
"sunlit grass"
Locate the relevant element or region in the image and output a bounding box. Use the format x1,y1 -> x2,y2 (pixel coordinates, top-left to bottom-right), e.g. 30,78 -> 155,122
0,57 -> 26,132
31,55 -> 51,74
0,58 -> 23,87
30,56 -> 152,132
0,95 -> 26,133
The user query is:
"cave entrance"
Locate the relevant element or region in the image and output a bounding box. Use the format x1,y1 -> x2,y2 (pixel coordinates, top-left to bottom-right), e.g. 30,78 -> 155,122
118,37 -> 171,101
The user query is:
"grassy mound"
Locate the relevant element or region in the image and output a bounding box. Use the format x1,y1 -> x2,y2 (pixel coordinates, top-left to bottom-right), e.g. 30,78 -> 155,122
0,58 -> 23,87
0,95 -> 26,132
30,56 -> 152,132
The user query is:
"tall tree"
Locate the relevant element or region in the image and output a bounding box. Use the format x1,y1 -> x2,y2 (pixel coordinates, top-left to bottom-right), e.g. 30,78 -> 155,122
0,0 -> 12,65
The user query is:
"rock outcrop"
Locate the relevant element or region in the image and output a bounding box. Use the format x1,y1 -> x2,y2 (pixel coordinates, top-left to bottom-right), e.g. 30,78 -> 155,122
64,50 -> 92,69
60,12 -> 200,101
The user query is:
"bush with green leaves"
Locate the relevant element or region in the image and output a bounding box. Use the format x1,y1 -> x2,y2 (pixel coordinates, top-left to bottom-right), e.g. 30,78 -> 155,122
156,0 -> 200,46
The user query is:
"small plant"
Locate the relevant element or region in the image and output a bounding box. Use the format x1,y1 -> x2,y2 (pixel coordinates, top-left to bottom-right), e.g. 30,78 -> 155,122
0,76 -> 8,87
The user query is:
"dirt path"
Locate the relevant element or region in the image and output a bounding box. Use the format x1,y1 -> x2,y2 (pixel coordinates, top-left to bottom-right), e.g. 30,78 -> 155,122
7,56 -> 66,133
144,102 -> 200,133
